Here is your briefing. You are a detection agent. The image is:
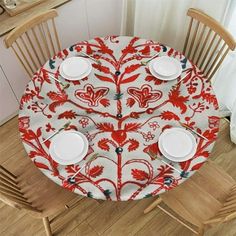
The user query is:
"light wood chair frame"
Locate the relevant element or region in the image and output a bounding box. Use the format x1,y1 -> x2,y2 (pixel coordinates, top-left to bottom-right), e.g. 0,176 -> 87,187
144,161 -> 236,235
4,9 -> 61,78
183,8 -> 236,81
0,165 -> 83,236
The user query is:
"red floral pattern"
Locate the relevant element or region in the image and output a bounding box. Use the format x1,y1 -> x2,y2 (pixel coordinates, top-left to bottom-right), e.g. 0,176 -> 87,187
18,36 -> 220,201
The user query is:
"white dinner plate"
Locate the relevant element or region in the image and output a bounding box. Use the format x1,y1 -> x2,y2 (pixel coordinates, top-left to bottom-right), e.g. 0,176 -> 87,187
158,127 -> 197,162
149,56 -> 182,81
49,130 -> 89,165
59,57 -> 92,81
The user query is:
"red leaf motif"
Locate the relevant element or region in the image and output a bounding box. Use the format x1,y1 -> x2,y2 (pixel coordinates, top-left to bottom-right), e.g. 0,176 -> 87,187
63,49 -> 69,56
198,151 -> 210,158
21,93 -> 34,103
49,101 -> 66,113
179,160 -> 191,171
168,86 -> 189,114
121,74 -> 140,84
131,169 -> 149,181
89,165 -> 104,178
139,46 -> 150,55
159,111 -> 180,121
86,45 -> 93,54
95,74 -> 114,83
100,98 -> 110,107
191,162 -> 204,171
36,128 -> 42,137
128,139 -> 139,152
47,91 -> 68,101
162,125 -> 172,132
97,123 -> 114,131
93,64 -> 111,74
58,110 -> 77,119
202,128 -> 218,140
22,129 -> 37,140
167,48 -> 174,56
34,161 -> 50,170
94,38 -> 113,54
124,123 -> 141,131
126,98 -> 135,107
29,151 -> 39,158
124,64 -> 141,74
201,91 -> 218,109
98,138 -> 110,151
122,45 -> 137,54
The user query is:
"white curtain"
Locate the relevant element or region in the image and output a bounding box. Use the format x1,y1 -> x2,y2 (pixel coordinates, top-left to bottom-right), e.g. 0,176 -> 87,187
121,0 -> 236,142
121,0 -> 231,51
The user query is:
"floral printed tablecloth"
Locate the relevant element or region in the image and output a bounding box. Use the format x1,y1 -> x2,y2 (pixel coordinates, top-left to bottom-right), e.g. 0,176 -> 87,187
19,36 -> 220,201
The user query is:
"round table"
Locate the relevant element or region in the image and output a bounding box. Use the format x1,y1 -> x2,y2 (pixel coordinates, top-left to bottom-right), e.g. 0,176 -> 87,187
19,36 -> 220,201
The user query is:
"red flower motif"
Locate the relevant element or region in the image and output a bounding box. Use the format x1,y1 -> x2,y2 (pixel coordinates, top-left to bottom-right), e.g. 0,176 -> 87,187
143,143 -> 159,160
79,118 -> 89,128
148,121 -> 159,131
46,123 -> 55,132
142,131 -> 155,142
58,110 -> 77,120
128,84 -> 162,108
19,116 -> 30,131
208,116 -> 220,129
75,84 -> 109,107
159,111 -> 180,121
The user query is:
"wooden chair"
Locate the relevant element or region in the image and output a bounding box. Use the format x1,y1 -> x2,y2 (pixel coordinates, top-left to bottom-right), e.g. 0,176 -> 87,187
183,8 -> 236,81
0,163 -> 86,236
4,9 -> 61,78
144,161 -> 236,235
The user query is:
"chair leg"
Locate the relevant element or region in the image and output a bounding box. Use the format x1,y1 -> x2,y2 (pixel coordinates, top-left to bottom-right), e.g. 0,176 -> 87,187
144,197 -> 162,214
43,217 -> 52,236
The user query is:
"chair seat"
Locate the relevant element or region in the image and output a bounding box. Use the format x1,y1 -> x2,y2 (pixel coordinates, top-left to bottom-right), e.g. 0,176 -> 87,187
17,161 -> 82,218
160,161 -> 235,227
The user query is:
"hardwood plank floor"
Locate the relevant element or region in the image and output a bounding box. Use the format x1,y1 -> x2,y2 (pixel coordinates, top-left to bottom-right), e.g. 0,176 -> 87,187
0,117 -> 236,236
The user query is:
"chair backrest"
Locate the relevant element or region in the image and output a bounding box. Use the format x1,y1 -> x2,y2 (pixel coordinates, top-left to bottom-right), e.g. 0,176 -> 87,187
4,9 -> 61,77
183,8 -> 236,81
0,165 -> 40,213
205,184 -> 236,225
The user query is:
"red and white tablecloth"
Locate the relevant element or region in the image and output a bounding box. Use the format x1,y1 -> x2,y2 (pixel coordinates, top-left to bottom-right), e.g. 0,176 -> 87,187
18,36 -> 220,201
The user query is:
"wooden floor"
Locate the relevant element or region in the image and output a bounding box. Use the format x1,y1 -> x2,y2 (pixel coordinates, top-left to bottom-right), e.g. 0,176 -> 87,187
0,117 -> 236,236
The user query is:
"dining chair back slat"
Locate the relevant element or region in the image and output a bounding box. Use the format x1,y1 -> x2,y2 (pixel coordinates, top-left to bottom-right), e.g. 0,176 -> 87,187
0,161 -> 87,236
19,35 -> 38,72
195,28 -> 212,65
4,10 -> 61,78
191,24 -> 206,61
205,43 -> 227,77
0,165 -> 40,213
183,8 -> 235,81
204,184 -> 236,224
0,175 -> 20,191
45,21 -> 56,56
25,31 -> 42,68
201,36 -> 222,72
198,32 -> 217,69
